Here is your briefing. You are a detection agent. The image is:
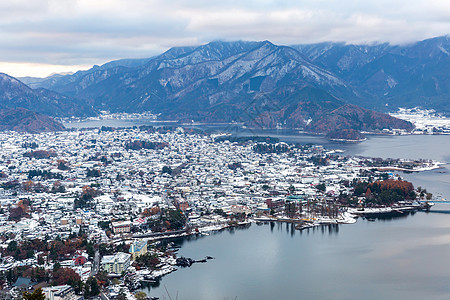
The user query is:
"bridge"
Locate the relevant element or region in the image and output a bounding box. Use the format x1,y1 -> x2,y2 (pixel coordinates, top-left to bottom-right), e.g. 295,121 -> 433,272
418,199 -> 450,204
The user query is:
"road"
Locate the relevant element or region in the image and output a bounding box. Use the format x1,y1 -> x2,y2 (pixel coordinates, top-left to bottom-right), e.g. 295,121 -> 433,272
91,250 -> 100,276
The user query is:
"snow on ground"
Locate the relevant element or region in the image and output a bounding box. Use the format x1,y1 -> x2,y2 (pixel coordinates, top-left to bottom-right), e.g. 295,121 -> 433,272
391,107 -> 450,133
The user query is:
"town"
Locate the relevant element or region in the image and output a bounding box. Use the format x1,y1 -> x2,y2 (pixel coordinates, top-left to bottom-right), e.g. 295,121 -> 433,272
0,126 -> 438,299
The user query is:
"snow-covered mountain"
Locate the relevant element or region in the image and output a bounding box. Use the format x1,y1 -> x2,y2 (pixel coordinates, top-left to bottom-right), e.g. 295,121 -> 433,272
293,35 -> 450,111
24,36 -> 450,117
0,73 -> 95,117
24,41 -> 371,130
18,36 -> 450,133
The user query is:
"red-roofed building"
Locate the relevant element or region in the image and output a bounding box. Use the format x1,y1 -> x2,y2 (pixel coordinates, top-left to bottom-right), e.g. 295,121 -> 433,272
73,255 -> 87,266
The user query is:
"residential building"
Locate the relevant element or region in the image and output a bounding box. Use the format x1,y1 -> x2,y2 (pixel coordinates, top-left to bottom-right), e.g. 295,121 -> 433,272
42,285 -> 79,300
101,252 -> 131,274
111,220 -> 131,234
129,240 -> 147,260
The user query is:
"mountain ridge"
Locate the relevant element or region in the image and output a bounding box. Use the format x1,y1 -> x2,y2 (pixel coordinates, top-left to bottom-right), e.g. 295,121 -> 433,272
0,73 -> 96,117
25,36 -> 449,113
0,107 -> 65,133
292,35 -> 450,111
7,36 -> 449,134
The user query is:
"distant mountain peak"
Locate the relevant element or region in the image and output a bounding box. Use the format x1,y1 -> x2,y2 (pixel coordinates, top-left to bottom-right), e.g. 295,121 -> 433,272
0,72 -> 96,117
0,72 -> 31,89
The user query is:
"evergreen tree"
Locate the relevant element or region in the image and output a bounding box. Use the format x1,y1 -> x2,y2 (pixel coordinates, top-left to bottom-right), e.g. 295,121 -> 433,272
23,288 -> 45,300
84,276 -> 100,298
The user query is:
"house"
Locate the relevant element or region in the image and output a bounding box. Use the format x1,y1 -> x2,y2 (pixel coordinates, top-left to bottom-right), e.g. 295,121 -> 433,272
129,240 -> 147,260
42,285 -> 79,300
13,277 -> 33,291
73,254 -> 88,266
230,205 -> 251,215
111,220 -> 131,234
101,252 -> 131,274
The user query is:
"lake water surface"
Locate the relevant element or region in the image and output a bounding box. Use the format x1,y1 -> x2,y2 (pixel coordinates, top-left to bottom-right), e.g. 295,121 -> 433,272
146,210 -> 450,300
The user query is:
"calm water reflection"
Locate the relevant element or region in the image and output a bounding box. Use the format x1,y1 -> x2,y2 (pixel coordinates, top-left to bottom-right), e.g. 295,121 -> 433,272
144,208 -> 450,300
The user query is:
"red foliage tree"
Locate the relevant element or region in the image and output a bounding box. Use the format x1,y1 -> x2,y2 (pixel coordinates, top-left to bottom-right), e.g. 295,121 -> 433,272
52,268 -> 82,293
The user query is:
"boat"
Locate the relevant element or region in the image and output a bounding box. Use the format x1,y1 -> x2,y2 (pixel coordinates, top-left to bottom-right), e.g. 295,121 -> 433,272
421,201 -> 435,211
294,220 -> 316,230
316,217 -> 338,224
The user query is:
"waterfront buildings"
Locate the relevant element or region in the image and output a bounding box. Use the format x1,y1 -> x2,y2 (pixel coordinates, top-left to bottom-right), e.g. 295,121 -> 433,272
130,240 -> 148,260
101,252 -> 131,274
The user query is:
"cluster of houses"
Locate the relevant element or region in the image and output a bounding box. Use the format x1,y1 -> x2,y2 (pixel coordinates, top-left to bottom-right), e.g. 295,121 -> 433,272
0,126 -> 435,298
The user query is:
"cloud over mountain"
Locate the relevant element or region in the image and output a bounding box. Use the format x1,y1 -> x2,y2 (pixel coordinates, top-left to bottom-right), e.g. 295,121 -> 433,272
0,0 -> 448,77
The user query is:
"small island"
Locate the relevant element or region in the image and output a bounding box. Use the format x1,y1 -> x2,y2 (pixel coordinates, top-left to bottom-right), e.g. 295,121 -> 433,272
326,129 -> 367,142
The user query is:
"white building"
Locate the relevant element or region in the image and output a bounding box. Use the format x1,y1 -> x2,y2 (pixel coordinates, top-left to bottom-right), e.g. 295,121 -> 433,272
42,285 -> 79,300
111,220 -> 131,234
101,252 -> 131,274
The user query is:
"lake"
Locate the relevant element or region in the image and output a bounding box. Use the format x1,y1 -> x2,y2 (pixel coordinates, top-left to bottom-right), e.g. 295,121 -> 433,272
145,209 -> 450,300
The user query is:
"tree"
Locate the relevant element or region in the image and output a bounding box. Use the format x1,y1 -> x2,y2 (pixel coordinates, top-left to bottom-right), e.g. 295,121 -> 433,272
22,180 -> 34,192
74,186 -> 100,209
7,240 -> 18,252
31,267 -> 50,282
95,270 -> 109,287
98,243 -> 113,256
52,268 -> 82,294
9,206 -> 28,221
57,160 -> 70,170
51,181 -> 66,193
37,255 -> 45,265
6,268 -> 18,283
115,242 -> 130,253
53,261 -> 61,272
23,288 -> 45,300
135,253 -> 160,269
316,183 -> 326,192
288,185 -> 295,194
86,168 -> 102,177
417,186 -> 423,196
84,276 -> 100,298
162,209 -> 186,230
162,165 -> 172,175
135,291 -> 148,300
98,220 -> 111,230
86,242 -> 95,258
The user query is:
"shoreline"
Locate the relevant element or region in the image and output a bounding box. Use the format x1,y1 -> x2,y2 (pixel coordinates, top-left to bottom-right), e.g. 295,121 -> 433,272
61,116 -> 450,139
133,204 -> 427,296
373,161 -> 445,172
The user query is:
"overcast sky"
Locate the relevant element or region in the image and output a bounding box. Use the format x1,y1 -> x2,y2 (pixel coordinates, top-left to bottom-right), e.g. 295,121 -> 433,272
1,0 -> 449,77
